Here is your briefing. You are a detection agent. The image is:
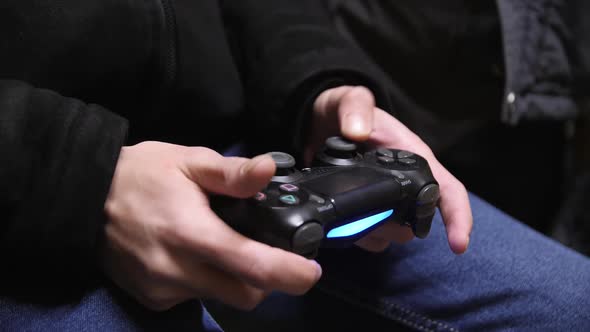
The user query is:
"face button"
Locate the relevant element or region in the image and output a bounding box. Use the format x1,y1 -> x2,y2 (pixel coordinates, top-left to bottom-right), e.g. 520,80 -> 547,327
254,192 -> 267,202
279,194 -> 300,205
376,148 -> 394,158
390,170 -> 406,180
398,158 -> 417,165
397,151 -> 415,159
377,156 -> 396,165
309,194 -> 326,205
279,184 -> 299,193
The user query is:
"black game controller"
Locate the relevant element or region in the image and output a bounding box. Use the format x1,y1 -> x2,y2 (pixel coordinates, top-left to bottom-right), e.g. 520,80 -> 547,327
211,137 -> 440,258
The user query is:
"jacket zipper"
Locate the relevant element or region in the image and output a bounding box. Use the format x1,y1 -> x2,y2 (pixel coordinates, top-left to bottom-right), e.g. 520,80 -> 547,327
160,0 -> 178,90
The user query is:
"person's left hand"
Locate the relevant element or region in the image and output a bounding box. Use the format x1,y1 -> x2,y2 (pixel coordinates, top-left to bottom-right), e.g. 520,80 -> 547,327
305,86 -> 472,255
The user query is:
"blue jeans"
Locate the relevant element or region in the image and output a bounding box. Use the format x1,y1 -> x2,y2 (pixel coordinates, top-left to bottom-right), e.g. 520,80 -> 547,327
1,194 -> 589,331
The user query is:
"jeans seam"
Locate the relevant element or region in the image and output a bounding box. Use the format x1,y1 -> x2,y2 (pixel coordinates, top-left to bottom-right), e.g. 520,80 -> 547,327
380,300 -> 458,332
317,284 -> 459,332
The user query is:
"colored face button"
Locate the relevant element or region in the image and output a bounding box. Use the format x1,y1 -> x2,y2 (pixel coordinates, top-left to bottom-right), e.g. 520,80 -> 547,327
254,192 -> 267,201
279,183 -> 300,193
279,194 -> 300,205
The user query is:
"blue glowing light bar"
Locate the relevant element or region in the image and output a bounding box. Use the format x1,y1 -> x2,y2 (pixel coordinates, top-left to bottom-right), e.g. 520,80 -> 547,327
326,209 -> 394,238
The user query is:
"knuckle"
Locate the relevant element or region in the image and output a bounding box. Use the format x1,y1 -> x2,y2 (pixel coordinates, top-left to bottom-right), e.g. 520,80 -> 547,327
369,242 -> 391,253
395,231 -> 415,244
163,220 -> 211,256
138,283 -> 184,312
140,295 -> 178,312
188,146 -> 214,157
345,86 -> 375,104
288,264 -> 320,296
359,236 -> 390,253
234,291 -> 266,311
157,220 -> 186,246
190,147 -> 222,162
133,279 -> 182,312
295,274 -> 318,294
140,250 -> 176,283
457,182 -> 468,195
244,257 -> 273,287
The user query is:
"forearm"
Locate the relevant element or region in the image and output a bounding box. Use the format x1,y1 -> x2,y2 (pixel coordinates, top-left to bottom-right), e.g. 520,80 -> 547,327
0,80 -> 128,297
220,0 -> 392,152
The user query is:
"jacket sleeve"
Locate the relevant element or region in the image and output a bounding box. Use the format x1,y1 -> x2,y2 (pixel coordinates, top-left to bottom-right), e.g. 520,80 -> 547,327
0,80 -> 128,298
220,0 -> 392,155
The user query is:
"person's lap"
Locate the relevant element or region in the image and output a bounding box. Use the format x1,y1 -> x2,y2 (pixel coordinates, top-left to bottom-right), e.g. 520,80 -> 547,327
1,194 -> 589,331
207,194 -> 590,331
0,285 -> 222,332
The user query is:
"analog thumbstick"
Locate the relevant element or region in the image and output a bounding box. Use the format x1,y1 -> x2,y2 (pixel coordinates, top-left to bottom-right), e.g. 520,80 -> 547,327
312,137 -> 361,167
325,136 -> 358,159
268,152 -> 296,176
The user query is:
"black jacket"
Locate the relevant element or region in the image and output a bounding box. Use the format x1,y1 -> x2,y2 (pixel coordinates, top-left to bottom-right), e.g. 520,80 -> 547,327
321,0 -> 584,232
323,0 -> 579,154
326,0 -> 579,124
0,0 -> 390,298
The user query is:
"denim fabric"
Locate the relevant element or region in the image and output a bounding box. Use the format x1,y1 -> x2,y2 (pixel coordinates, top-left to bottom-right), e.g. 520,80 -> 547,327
206,194 -> 590,332
313,194 -> 590,331
0,287 -> 223,332
1,195 -> 589,331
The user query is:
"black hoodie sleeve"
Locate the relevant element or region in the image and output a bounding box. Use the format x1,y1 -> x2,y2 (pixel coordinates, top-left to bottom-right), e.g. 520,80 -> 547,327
0,80 -> 128,297
220,0 -> 393,155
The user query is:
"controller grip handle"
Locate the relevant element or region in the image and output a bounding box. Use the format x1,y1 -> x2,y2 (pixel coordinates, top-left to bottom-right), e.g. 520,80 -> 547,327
412,183 -> 440,238
210,195 -> 324,258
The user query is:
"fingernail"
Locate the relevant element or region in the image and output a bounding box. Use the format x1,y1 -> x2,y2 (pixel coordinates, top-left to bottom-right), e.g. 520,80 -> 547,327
311,260 -> 323,280
453,234 -> 470,255
346,114 -> 370,139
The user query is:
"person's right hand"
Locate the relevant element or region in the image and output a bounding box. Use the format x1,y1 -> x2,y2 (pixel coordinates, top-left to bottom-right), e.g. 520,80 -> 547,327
307,86 -> 472,254
101,142 -> 322,311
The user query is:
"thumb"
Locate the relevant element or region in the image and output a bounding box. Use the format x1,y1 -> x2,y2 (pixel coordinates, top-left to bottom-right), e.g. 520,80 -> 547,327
314,86 -> 375,141
182,148 -> 276,198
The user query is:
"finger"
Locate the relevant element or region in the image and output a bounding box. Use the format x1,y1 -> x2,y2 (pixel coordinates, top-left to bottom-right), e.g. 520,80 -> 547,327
214,238 -> 322,295
175,260 -> 267,311
355,222 -> 414,252
195,213 -> 322,295
181,148 -> 276,198
435,167 -> 473,254
314,86 -> 375,141
368,109 -> 473,254
368,108 -> 426,150
134,288 -> 189,312
355,235 -> 391,253
186,211 -> 322,295
371,222 -> 415,244
125,257 -> 267,311
337,86 -> 375,141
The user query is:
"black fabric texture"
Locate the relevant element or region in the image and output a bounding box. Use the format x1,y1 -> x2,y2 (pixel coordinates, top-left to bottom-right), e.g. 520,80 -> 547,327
323,0 -> 577,230
0,0 -> 397,300
0,80 -> 128,299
